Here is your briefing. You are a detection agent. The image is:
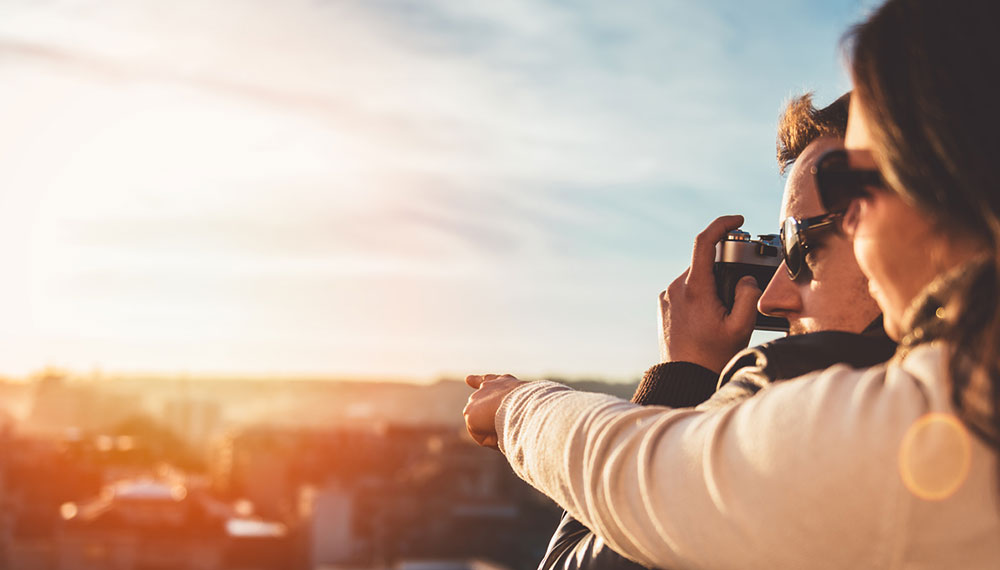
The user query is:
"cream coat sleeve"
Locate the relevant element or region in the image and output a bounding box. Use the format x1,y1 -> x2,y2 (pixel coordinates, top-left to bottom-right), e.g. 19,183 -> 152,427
495,345 -> 996,570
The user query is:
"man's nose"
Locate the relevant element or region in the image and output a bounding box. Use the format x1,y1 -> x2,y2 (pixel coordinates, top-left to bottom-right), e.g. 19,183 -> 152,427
758,261 -> 804,317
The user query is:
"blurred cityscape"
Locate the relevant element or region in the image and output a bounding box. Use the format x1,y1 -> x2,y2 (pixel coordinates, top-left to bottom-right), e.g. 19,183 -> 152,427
0,371 -> 636,570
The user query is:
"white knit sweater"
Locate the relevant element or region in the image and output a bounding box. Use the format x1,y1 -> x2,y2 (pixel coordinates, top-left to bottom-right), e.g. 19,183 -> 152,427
496,341 -> 1000,569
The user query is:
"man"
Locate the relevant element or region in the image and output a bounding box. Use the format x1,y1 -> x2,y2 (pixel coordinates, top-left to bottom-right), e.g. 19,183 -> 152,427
466,93 -> 894,570
640,93 -> 884,411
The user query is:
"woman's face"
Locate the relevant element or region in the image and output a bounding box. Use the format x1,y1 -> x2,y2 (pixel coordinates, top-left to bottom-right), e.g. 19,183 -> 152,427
843,96 -> 950,340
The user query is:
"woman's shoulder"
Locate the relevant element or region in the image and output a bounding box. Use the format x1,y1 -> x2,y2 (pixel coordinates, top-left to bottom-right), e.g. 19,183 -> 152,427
892,340 -> 949,385
734,343 -> 950,451
758,340 -> 947,401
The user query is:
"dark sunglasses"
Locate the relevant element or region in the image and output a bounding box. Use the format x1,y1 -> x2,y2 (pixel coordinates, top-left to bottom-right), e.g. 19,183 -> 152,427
778,149 -> 886,281
780,212 -> 841,281
811,149 -> 884,212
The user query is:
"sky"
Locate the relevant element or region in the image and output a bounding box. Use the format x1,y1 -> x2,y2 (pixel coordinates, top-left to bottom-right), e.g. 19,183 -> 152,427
0,0 -> 876,381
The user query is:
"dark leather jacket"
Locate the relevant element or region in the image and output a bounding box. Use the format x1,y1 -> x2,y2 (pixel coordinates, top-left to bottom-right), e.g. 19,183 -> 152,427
537,322 -> 897,570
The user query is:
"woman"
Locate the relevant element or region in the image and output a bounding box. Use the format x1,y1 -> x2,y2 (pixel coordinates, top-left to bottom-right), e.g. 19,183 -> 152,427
464,0 -> 1000,568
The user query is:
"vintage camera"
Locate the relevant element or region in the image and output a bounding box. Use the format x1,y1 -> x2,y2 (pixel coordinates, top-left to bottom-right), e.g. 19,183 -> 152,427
714,230 -> 789,332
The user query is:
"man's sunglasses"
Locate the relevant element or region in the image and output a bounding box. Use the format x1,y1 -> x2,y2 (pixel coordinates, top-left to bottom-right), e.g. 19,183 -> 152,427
780,150 -> 884,280
780,212 -> 840,281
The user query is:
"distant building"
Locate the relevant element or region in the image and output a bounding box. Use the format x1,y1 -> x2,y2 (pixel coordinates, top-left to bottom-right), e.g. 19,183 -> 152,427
2,435 -> 97,570
0,420 -> 10,569
163,399 -> 223,454
211,428 -> 299,519
25,372 -> 85,435
393,560 -> 512,570
305,482 -> 356,567
25,372 -> 140,436
56,477 -> 300,570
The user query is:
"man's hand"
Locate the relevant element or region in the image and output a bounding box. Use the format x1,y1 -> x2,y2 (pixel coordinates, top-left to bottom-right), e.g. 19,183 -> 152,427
659,215 -> 762,373
463,374 -> 528,450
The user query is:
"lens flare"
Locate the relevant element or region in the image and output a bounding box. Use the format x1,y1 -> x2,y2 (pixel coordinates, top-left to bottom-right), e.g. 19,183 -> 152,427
898,413 -> 972,501
60,502 -> 78,520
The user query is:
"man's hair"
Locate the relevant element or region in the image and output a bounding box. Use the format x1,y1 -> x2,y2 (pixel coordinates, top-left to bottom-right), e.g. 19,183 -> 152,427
776,92 -> 850,175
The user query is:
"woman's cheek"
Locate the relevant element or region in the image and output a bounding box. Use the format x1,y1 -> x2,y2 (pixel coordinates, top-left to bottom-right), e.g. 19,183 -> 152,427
849,198 -> 902,335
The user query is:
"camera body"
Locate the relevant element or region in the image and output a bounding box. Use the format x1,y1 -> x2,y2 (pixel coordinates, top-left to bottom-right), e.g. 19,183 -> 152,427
714,230 -> 789,332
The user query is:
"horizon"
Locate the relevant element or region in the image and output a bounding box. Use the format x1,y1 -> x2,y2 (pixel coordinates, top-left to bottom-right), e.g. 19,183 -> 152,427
0,365 -> 642,385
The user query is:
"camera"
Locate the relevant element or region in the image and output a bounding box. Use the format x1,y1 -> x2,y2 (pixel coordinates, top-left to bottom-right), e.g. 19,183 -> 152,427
714,230 -> 789,332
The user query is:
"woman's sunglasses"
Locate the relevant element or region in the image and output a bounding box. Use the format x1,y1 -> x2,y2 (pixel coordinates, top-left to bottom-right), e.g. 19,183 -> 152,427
779,149 -> 885,281
811,149 -> 884,212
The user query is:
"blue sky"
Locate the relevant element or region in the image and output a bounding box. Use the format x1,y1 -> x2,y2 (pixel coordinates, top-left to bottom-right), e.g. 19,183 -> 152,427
0,0 -> 875,381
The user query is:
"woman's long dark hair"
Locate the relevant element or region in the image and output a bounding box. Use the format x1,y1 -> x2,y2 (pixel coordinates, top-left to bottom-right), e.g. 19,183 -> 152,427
849,0 -> 1000,446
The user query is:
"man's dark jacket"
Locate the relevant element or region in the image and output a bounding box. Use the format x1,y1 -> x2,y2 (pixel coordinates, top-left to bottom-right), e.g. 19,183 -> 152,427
537,322 -> 897,570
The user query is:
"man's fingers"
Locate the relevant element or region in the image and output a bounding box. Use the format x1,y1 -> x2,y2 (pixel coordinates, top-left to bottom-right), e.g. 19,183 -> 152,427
467,427 -> 493,445
688,215 -> 744,289
663,269 -> 687,302
727,275 -> 763,332
463,373 -> 524,452
466,373 -> 504,389
469,432 -> 500,450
